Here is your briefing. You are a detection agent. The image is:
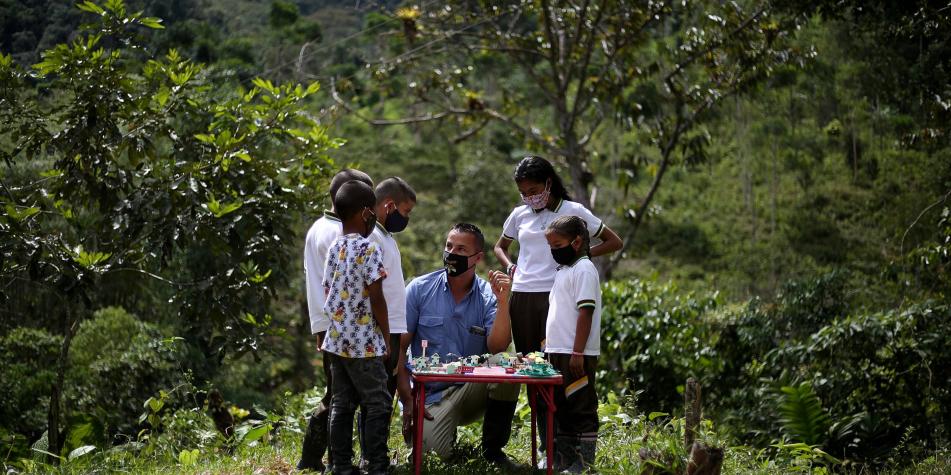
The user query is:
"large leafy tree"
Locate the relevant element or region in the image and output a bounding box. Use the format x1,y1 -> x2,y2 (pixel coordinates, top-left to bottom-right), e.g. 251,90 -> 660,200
332,0 -> 805,274
780,0 -> 951,146
0,0 -> 336,457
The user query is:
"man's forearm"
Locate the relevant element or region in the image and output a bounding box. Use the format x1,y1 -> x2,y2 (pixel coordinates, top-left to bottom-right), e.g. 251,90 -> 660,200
487,296 -> 512,353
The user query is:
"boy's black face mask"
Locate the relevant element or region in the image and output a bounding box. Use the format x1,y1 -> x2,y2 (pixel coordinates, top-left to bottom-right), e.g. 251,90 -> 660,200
362,210 -> 377,238
384,207 -> 409,233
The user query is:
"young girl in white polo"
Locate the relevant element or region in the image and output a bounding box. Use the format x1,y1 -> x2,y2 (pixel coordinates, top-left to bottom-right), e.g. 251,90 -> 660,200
544,215 -> 601,473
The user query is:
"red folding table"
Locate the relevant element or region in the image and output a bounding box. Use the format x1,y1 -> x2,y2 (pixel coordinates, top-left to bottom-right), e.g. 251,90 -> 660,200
410,369 -> 563,475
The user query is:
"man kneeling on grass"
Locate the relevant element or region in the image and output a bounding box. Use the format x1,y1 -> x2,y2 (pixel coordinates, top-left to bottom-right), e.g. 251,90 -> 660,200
395,223 -> 521,470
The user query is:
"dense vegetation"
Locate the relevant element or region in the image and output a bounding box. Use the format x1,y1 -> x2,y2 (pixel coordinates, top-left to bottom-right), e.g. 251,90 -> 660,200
1,0 -> 948,473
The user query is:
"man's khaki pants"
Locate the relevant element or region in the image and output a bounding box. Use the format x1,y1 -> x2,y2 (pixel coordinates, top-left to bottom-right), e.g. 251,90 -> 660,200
419,379 -> 519,458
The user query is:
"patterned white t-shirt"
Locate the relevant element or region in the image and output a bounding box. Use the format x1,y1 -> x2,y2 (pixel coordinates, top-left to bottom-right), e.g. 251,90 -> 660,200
321,233 -> 388,358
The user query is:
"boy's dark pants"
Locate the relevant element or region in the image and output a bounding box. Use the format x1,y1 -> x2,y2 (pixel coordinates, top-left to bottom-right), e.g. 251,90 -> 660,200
300,334 -> 399,470
358,333 -> 401,459
298,331 -> 333,471
328,352 -> 392,475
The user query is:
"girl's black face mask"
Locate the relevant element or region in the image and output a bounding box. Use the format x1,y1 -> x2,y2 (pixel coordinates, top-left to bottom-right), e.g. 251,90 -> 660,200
443,250 -> 477,277
550,239 -> 579,266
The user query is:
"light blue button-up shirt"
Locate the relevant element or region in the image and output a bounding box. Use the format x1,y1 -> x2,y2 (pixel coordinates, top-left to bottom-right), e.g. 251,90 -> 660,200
405,269 -> 498,404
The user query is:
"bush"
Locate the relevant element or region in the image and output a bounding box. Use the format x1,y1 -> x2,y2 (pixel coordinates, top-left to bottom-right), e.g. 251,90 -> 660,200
0,327 -> 61,441
66,307 -> 186,441
599,272 -> 950,464
599,278 -> 721,411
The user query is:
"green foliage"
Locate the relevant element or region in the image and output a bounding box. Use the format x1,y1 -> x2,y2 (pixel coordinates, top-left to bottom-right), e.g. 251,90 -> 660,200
66,307 -> 185,439
269,0 -> 299,29
0,328 -> 61,439
598,278 -> 721,410
2,0 -> 950,470
599,271 -> 950,463
0,0 -> 336,456
777,383 -> 832,446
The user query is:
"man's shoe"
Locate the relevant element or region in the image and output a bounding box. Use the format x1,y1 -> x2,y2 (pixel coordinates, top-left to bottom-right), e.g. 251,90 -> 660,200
483,450 -> 525,472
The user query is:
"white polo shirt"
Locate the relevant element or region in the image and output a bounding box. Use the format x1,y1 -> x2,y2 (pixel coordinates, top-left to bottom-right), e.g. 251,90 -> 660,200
370,222 -> 407,334
544,256 -> 601,356
304,211 -> 343,334
502,198 -> 604,292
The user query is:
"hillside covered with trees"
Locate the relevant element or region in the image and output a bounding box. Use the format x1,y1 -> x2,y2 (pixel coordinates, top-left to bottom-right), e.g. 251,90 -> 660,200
1,0 -> 948,473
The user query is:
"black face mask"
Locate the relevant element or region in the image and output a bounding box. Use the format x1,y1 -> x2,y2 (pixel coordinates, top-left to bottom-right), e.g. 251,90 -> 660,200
550,241 -> 579,266
384,207 -> 410,233
443,250 -> 477,277
362,210 -> 377,238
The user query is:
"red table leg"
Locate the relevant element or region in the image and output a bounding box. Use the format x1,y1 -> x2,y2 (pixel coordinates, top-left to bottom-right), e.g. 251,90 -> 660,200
413,383 -> 426,475
529,386 -> 538,469
543,385 -> 556,475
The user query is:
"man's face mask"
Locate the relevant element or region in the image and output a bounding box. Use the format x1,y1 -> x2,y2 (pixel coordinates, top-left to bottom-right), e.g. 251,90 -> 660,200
443,250 -> 478,277
384,203 -> 410,233
521,180 -> 551,210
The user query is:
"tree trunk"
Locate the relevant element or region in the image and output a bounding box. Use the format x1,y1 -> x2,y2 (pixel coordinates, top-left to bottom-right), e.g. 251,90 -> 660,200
48,316 -> 80,462
684,378 -> 701,449
686,441 -> 724,475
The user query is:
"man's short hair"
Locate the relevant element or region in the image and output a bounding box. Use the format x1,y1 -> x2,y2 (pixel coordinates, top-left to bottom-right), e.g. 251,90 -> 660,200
450,222 -> 485,252
375,177 -> 417,205
333,181 -> 376,221
329,169 -> 373,202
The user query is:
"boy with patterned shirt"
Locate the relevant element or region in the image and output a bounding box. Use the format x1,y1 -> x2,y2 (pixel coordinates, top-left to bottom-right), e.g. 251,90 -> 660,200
322,180 -> 391,475
298,168 -> 373,472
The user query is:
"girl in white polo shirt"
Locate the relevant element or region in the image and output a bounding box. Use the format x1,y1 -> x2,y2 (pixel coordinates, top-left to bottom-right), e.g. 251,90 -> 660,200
493,156 -> 622,354
544,215 -> 601,473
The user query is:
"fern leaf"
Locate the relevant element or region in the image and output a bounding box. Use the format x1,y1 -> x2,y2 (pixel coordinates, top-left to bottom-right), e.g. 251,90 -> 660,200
778,382 -> 831,446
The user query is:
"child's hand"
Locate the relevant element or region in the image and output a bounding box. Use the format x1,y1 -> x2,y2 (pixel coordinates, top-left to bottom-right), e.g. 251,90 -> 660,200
569,354 -> 585,379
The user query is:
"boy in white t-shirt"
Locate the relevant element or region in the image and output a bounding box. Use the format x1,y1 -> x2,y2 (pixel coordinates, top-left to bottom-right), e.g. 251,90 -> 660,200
357,177 -> 415,464
544,215 -> 601,473
368,177 -> 416,395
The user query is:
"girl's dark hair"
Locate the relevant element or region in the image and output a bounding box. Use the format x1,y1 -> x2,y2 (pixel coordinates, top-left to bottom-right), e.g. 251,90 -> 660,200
546,215 -> 590,256
514,156 -> 571,201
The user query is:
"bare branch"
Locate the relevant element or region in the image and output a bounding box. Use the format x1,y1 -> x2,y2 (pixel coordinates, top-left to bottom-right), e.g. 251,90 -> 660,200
540,0 -> 565,91
572,5 -> 661,122
482,107 -> 568,156
451,118 -> 490,144
563,0 -> 603,102
900,188 -> 951,257
665,5 -> 768,83
331,78 -> 468,125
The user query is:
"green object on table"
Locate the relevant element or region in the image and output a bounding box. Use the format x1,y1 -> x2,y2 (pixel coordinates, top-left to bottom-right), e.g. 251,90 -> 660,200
517,362 -> 559,377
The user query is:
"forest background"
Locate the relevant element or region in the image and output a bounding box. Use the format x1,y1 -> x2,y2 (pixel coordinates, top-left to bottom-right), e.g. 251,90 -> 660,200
1,0 -> 949,473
